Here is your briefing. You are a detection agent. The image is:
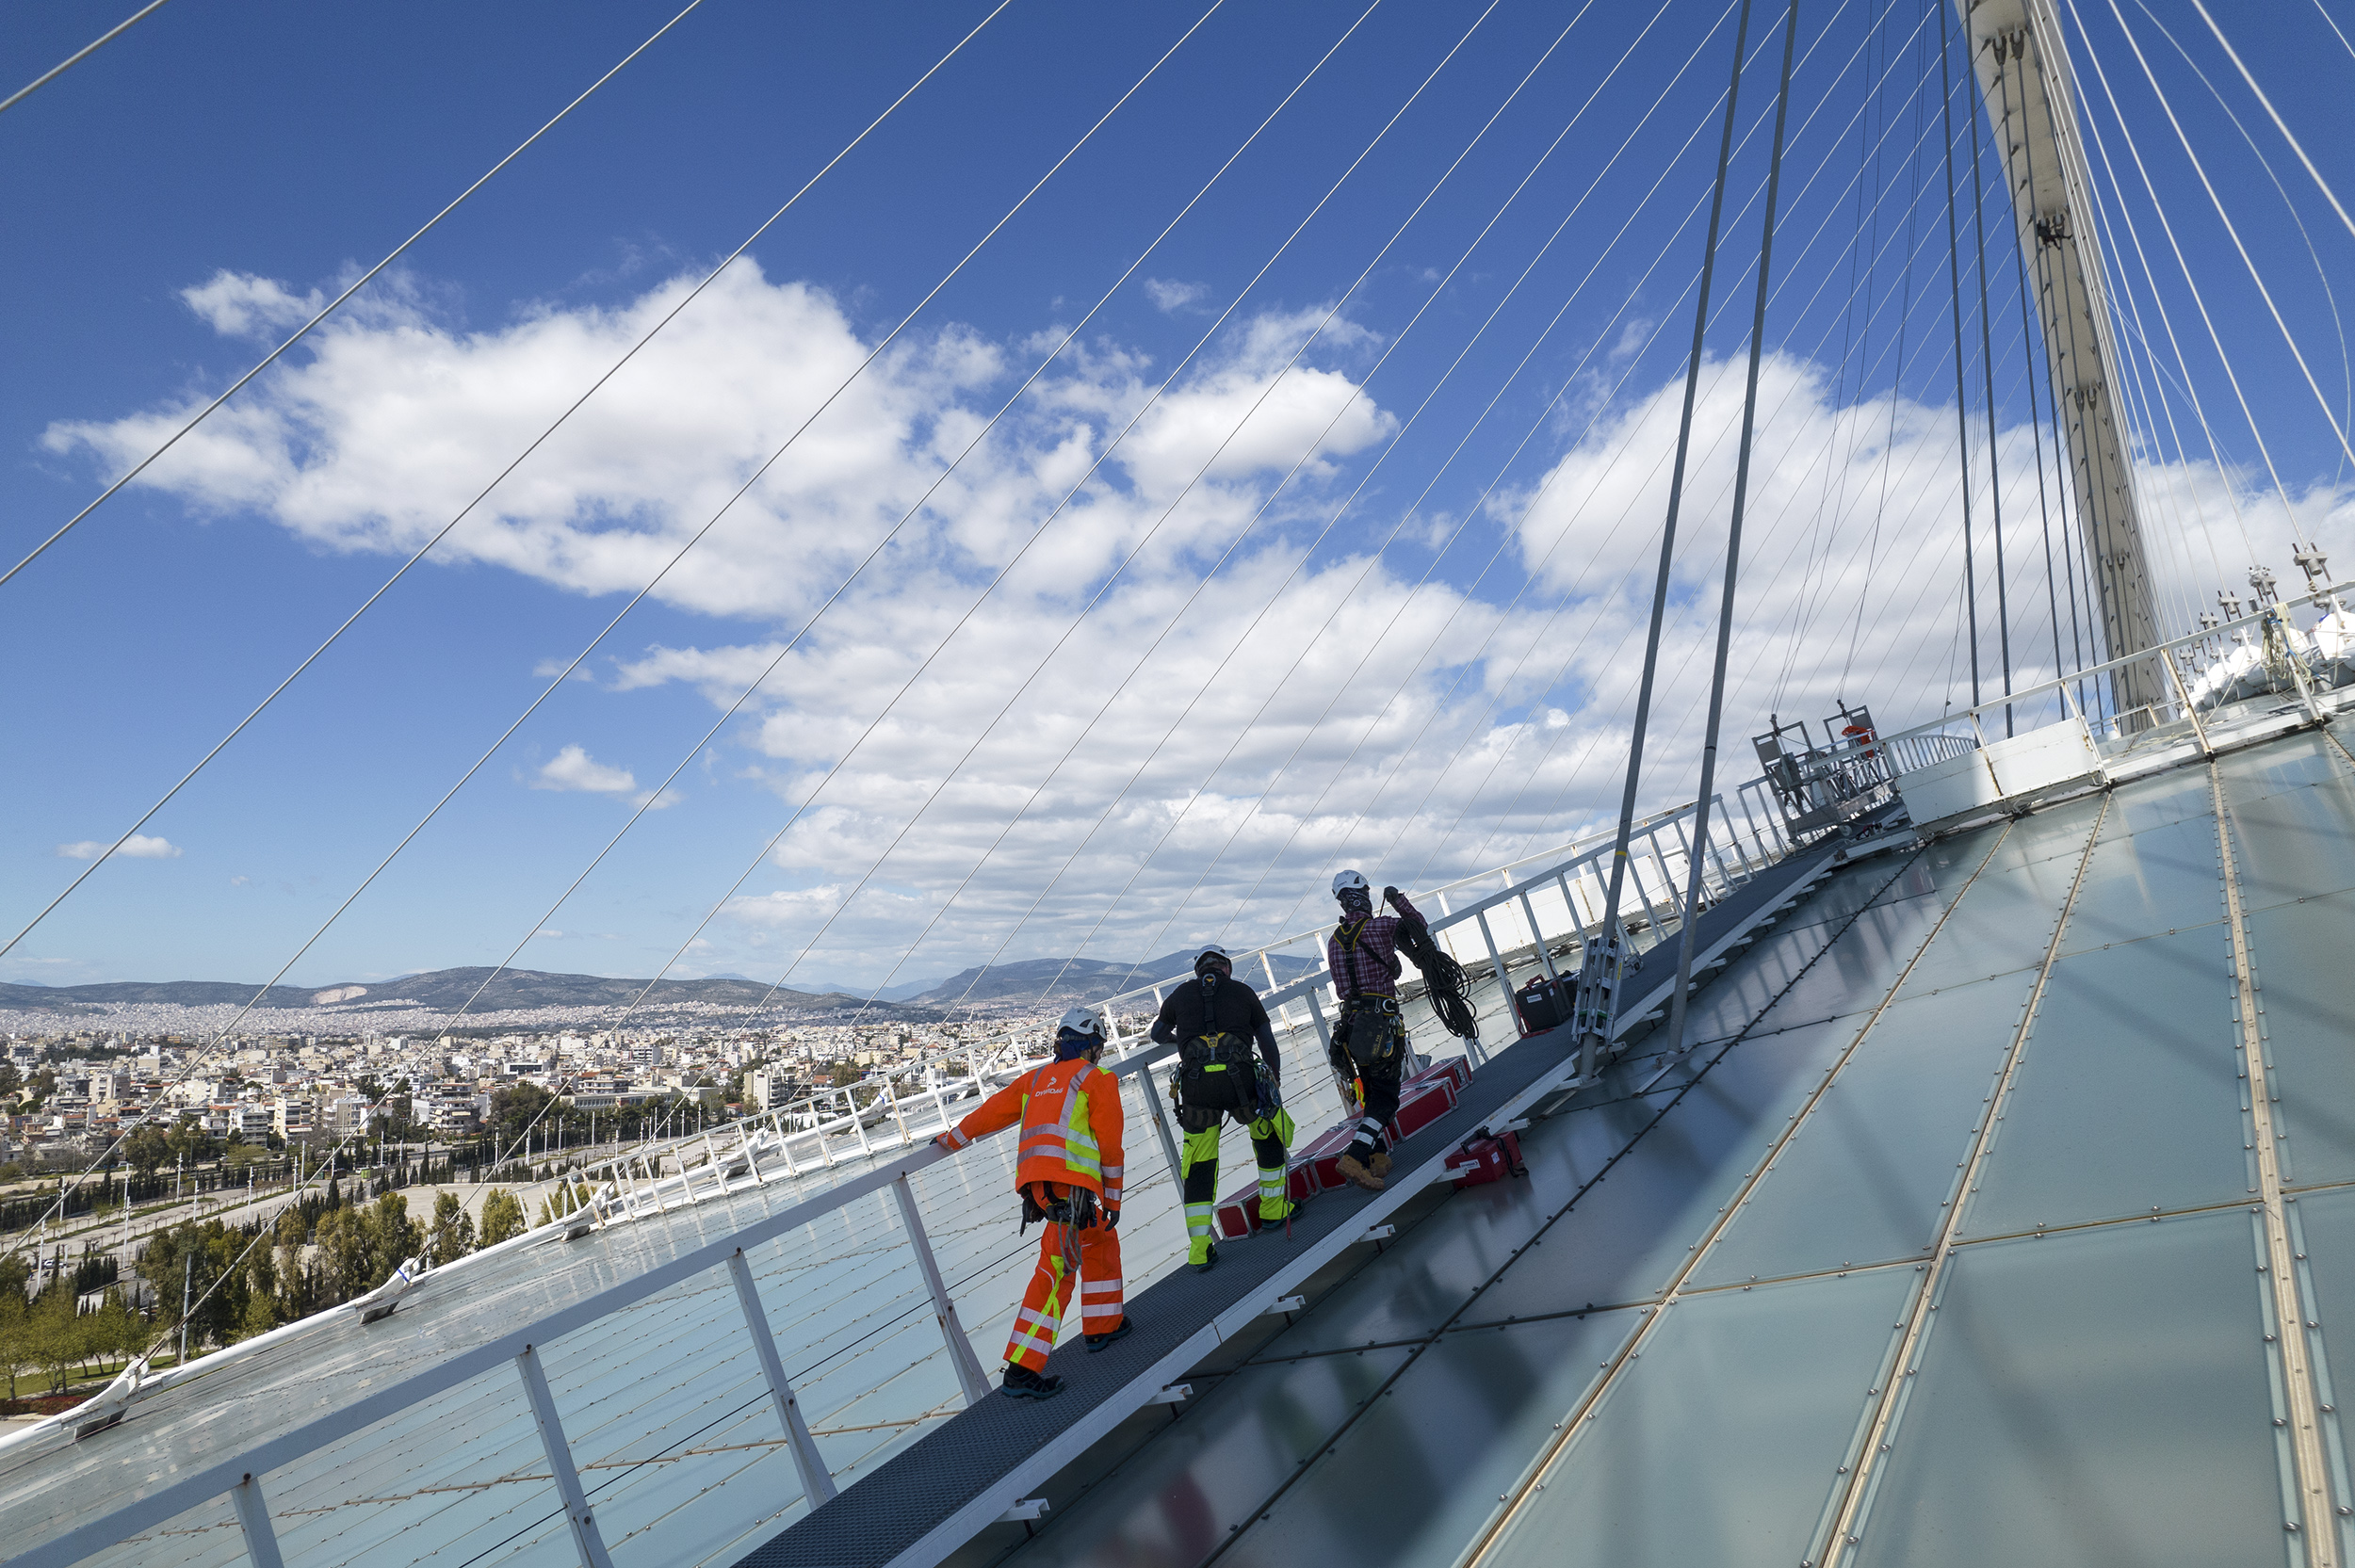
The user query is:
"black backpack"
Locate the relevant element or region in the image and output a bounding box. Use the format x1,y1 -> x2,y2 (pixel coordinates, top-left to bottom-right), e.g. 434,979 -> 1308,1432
1176,974 -> 1256,1111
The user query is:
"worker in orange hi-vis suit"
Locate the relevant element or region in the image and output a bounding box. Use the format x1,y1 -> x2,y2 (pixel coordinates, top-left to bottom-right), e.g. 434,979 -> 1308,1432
933,1006 -> 1129,1399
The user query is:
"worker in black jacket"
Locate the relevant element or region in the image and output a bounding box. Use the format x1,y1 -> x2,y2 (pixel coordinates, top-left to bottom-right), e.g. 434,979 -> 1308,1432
1150,945 -> 1294,1272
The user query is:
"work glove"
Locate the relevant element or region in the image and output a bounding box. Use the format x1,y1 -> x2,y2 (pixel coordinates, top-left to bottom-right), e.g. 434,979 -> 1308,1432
1103,1207 -> 1120,1230
1383,884 -> 1402,907
931,1132 -> 956,1152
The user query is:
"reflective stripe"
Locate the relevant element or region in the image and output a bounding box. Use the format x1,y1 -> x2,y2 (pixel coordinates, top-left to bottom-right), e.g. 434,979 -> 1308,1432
1080,1278 -> 1124,1295
1010,1329 -> 1057,1356
1016,1306 -> 1059,1332
1183,1202 -> 1213,1238
939,1126 -> 973,1150
1100,1164 -> 1125,1179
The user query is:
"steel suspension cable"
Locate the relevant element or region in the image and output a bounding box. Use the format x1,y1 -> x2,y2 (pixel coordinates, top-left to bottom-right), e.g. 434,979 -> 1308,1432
746,0 -> 1567,1014
0,0 -> 717,590
0,0 -> 1210,1242
998,0 -> 1762,1003
392,0 -> 1391,1038
1964,22 -> 2015,734
1994,38 -> 2090,693
0,0 -> 1015,966
918,0 -> 1698,1017
550,0 -> 1519,1059
1668,0 -> 1797,1046
1937,2 -> 1982,711
1580,0 -> 1761,1058
0,0 -> 171,117
2106,0 -> 2355,474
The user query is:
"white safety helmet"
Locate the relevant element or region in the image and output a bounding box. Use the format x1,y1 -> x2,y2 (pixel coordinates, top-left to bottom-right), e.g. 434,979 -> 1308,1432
1058,1006 -> 1105,1039
1332,869 -> 1371,896
1193,945 -> 1232,975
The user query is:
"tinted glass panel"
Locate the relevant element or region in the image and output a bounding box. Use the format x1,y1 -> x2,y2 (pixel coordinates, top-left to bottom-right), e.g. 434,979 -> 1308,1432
1853,1210 -> 2284,1568
1480,1267 -> 1912,1568
1695,975 -> 2027,1285
1217,1311 -> 1640,1568
1962,930 -> 2245,1236
2248,894 -> 2355,1187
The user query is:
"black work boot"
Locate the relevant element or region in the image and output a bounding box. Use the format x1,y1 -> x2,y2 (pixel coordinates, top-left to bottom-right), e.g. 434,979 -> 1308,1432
1000,1364 -> 1064,1399
1084,1317 -> 1133,1352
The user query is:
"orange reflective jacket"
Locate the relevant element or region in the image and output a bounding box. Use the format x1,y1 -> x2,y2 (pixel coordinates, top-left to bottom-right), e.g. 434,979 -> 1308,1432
938,1057 -> 1126,1208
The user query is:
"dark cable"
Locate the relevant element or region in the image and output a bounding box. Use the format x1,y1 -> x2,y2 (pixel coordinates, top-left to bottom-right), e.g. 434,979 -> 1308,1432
1394,912 -> 1478,1040
1588,0 -> 1763,1071
1937,0 -> 1981,712
1964,24 -> 2014,734
1667,0 -> 1804,1056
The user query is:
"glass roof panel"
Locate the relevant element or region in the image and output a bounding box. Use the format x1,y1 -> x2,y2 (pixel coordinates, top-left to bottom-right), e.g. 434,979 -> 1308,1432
1479,1267 -> 1912,1568
1693,974 -> 2027,1285
1960,929 -> 2245,1236
1223,1310 -> 1640,1568
1851,1210 -> 2284,1567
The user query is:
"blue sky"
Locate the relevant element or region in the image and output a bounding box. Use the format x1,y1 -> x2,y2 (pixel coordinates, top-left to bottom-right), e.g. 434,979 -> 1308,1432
5,0 -> 2352,994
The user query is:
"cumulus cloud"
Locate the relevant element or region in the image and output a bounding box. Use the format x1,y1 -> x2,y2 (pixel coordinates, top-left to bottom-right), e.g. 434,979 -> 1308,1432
56,834 -> 183,860
533,745 -> 637,795
1144,278 -> 1210,313
529,745 -> 682,810
57,256 -> 2348,991
181,269 -> 325,338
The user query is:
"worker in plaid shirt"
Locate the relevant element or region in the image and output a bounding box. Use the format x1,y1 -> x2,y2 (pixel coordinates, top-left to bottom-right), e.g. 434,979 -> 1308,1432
1324,870 -> 1422,1191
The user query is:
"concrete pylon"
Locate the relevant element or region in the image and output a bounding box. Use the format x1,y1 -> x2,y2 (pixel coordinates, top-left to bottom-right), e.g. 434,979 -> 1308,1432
1958,0 -> 2165,721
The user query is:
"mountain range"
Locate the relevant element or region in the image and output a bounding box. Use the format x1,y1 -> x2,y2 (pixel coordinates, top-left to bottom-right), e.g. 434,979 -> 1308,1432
0,967 -> 912,1017
0,950 -> 1325,1018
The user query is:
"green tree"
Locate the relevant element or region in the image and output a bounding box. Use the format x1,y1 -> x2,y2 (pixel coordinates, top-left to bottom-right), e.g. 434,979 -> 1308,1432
123,1123 -> 171,1175
478,1188 -> 527,1247
427,1191 -> 475,1266
488,1084 -> 554,1148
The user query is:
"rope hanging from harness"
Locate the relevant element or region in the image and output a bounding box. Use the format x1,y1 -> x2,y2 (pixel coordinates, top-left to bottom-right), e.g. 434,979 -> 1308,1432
1395,910 -> 1479,1040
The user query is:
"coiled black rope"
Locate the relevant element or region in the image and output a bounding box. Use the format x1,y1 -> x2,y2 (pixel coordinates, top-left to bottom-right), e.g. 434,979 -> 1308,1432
1396,910 -> 1480,1040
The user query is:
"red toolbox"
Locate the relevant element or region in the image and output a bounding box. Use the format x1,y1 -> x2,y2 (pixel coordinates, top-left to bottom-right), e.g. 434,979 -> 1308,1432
1215,1174 -> 1311,1240
1385,1072 -> 1459,1143
1403,1057 -> 1471,1096
1513,973 -> 1572,1037
1298,1123 -> 1358,1194
1446,1126 -> 1528,1188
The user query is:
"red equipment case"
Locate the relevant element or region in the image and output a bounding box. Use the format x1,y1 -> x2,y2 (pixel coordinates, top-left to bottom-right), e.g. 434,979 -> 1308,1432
1297,1123 -> 1358,1193
1385,1072 -> 1459,1143
1446,1126 -> 1527,1188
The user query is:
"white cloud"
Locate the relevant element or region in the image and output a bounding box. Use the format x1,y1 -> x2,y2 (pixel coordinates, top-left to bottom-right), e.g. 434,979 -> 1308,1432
61,259 -> 2350,991
1144,278 -> 1209,313
181,269 -> 325,339
532,745 -> 636,796
55,834 -> 182,860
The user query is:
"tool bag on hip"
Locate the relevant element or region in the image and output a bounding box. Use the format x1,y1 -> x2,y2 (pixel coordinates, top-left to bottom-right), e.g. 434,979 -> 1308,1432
1178,1028 -> 1257,1116
1340,997 -> 1402,1067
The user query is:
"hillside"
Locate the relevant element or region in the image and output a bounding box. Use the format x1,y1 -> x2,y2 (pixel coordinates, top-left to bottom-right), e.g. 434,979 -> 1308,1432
0,967 -> 921,1018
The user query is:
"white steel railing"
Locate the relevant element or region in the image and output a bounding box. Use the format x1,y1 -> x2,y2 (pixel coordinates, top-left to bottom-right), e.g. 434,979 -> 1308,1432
1872,579 -> 2355,773
539,777 -> 1800,1230
0,780 -> 1816,1568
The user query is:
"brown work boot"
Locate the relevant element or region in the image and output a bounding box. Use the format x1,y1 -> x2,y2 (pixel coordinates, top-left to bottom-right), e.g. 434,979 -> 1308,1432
1335,1153 -> 1386,1192
1369,1151 -> 1392,1177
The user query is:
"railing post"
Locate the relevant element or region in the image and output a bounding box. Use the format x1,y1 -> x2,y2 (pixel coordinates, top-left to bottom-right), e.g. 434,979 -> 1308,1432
1554,872 -> 1592,948
891,1174 -> 992,1406
727,1250 -> 837,1506
2158,646 -> 2216,755
1516,892 -> 1560,983
230,1472 -> 285,1568
516,1343 -> 616,1568
1143,1066 -> 1185,1191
